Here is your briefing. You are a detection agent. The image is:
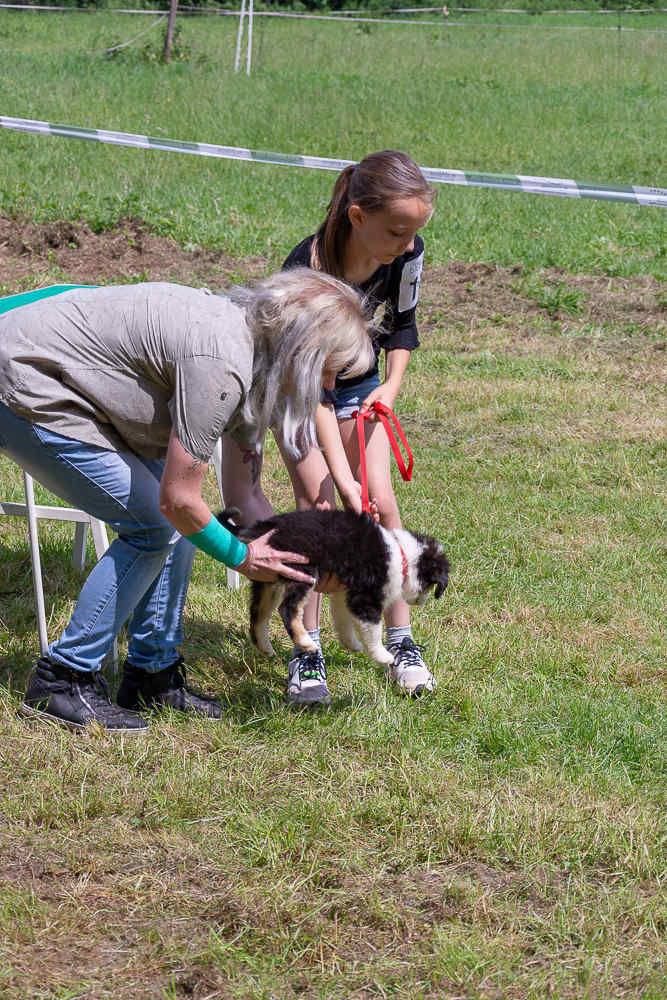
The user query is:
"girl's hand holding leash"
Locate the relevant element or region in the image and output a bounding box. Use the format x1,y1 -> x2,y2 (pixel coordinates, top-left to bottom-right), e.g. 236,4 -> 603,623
340,479 -> 380,522
359,384 -> 399,421
315,402 -> 380,521
354,402 -> 414,516
358,345 -> 409,419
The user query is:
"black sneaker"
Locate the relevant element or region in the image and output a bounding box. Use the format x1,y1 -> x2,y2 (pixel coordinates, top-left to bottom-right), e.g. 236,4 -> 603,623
116,657 -> 221,718
20,656 -> 148,734
286,649 -> 332,707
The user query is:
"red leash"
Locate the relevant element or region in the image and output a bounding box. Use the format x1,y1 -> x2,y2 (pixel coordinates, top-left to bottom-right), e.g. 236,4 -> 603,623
354,401 -> 413,515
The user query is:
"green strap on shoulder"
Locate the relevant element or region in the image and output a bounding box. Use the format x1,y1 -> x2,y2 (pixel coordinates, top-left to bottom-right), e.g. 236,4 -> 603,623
0,285 -> 96,315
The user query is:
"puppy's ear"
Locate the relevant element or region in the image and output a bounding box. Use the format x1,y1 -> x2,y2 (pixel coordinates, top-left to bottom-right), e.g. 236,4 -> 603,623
434,572 -> 449,599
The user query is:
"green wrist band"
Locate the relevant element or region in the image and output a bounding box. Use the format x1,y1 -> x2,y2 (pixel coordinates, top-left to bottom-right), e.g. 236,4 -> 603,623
186,516 -> 248,568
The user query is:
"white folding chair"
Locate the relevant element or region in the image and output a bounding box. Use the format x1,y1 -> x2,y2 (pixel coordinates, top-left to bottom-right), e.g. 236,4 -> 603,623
0,470 -> 117,668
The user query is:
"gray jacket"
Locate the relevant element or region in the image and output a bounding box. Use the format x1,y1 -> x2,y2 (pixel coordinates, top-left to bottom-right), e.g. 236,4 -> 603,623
0,282 -> 256,462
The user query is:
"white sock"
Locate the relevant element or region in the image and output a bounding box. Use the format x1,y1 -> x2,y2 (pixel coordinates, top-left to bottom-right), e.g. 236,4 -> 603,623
385,626 -> 412,648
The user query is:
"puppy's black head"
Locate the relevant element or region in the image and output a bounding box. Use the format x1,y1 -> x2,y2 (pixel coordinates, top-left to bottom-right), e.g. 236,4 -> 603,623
216,507 -> 279,543
416,538 -> 450,599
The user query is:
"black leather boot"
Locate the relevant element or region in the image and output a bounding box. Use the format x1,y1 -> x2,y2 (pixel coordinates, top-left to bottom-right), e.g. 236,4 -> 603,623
116,657 -> 221,718
21,656 -> 148,733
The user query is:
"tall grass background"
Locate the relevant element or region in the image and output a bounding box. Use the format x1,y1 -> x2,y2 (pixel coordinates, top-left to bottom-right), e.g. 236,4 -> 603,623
0,8 -> 664,276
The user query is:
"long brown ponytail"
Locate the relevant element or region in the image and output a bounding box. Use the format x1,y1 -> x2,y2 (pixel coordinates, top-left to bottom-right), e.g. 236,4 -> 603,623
313,150 -> 434,279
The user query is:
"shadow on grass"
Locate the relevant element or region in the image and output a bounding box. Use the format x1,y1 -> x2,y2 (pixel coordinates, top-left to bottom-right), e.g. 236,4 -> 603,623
0,537 -> 92,690
185,621 -> 355,725
0,543 -> 359,723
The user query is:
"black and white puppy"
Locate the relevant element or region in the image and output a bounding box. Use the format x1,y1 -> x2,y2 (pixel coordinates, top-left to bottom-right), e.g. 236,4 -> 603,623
218,508 -> 449,666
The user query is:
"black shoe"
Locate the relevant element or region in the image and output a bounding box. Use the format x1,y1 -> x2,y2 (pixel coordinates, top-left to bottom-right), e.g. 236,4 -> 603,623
116,657 -> 222,718
20,656 -> 148,734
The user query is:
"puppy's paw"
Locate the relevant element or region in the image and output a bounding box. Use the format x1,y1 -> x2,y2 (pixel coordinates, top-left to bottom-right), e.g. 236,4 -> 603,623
340,635 -> 363,653
252,631 -> 275,658
369,645 -> 396,666
294,637 -> 318,654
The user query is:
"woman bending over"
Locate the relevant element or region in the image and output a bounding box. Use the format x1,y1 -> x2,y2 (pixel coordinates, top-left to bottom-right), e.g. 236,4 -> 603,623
1,271 -> 374,732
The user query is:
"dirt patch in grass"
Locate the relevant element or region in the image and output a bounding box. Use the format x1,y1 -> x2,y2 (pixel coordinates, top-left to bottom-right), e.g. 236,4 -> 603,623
1,216 -> 664,344
0,215 -> 269,290
2,833 -> 660,999
420,260 -> 665,342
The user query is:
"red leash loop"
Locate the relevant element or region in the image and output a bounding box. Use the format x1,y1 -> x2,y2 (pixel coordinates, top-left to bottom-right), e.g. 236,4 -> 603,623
354,402 -> 413,514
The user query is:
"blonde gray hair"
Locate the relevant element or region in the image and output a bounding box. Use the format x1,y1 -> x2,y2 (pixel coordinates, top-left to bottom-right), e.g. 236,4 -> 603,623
230,268 -> 376,458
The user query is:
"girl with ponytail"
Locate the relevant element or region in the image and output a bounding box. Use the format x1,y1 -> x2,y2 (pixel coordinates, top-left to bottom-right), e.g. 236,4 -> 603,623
222,150 -> 435,707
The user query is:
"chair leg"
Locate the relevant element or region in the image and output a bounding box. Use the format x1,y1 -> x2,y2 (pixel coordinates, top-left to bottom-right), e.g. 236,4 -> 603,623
89,517 -> 110,560
73,521 -> 88,572
13,472 -> 118,671
23,472 -> 49,656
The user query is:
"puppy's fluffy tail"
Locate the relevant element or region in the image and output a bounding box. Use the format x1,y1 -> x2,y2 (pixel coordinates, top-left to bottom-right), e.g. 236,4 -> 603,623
216,507 -> 243,536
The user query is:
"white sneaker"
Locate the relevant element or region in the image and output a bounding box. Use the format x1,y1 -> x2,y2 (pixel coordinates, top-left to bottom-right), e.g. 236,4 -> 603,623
286,649 -> 332,707
386,638 -> 436,696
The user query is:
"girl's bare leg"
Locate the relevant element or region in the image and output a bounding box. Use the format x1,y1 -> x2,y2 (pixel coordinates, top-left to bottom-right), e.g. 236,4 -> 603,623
337,417 -> 435,693
277,440 -> 336,631
337,417 -> 409,627
276,439 -> 335,705
221,435 -> 274,526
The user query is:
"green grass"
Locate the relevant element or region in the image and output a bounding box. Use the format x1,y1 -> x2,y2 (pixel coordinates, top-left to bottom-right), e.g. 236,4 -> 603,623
0,264 -> 665,996
0,10 -> 665,998
0,9 -> 665,275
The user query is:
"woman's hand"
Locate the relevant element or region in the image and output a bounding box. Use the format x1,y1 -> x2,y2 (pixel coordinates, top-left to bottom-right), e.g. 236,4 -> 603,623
237,529 -> 315,584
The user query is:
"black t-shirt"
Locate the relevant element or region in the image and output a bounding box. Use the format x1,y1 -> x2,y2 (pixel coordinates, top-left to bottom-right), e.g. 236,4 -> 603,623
282,234 -> 424,389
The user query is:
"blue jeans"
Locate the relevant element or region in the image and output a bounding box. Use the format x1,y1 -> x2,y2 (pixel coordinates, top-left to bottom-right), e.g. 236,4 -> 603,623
0,401 -> 195,673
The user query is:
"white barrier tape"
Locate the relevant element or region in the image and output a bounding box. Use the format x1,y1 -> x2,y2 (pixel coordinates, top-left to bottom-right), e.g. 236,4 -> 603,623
391,6 -> 665,11
1,116 -> 665,207
214,10 -> 665,30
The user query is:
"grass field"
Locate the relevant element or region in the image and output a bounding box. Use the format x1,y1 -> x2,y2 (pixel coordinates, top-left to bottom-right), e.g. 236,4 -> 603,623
0,8 -> 665,275
0,246 -> 664,997
0,8 -> 666,1000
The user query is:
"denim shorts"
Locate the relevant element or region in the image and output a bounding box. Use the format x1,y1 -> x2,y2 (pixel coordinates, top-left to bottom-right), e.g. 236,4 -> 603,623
334,372 -> 381,420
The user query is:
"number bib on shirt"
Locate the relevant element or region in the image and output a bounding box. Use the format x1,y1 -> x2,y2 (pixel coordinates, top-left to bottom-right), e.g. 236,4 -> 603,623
397,251 -> 424,313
